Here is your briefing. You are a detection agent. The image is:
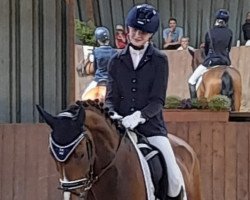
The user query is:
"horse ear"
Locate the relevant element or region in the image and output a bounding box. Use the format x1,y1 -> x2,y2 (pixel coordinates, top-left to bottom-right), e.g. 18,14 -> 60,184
36,105 -> 56,128
76,106 -> 85,125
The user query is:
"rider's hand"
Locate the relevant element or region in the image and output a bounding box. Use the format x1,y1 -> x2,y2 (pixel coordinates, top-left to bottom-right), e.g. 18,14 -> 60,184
110,111 -> 123,120
122,111 -> 146,130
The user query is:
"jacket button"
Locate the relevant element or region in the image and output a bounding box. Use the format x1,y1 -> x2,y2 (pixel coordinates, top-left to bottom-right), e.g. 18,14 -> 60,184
130,107 -> 135,112
131,78 -> 137,83
131,88 -> 137,92
131,98 -> 136,102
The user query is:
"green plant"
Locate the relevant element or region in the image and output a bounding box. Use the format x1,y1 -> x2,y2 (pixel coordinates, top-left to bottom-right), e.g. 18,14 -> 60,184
208,95 -> 231,111
75,19 -> 95,46
165,96 -> 181,109
191,97 -> 209,109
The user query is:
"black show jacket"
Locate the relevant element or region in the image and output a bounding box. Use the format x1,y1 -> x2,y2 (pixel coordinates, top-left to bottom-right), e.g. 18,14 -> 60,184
105,43 -> 169,137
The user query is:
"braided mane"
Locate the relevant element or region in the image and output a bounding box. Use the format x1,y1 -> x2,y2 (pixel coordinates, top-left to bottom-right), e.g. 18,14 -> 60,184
67,99 -> 124,133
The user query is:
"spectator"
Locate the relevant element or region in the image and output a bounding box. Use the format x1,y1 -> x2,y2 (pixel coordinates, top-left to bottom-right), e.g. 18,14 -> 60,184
115,24 -> 127,49
163,18 -> 183,50
177,37 -> 195,52
242,12 -> 250,46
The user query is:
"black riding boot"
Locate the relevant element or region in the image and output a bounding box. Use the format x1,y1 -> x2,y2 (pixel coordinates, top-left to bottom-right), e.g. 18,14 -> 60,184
189,83 -> 197,99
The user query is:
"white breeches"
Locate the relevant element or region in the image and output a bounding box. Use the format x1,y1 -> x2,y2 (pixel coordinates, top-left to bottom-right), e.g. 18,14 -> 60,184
246,40 -> 250,46
188,64 -> 207,85
147,136 -> 187,200
81,80 -> 97,98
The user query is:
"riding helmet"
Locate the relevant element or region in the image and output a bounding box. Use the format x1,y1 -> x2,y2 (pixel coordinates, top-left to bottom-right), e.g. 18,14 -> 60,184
94,27 -> 110,42
215,9 -> 229,23
126,4 -> 160,34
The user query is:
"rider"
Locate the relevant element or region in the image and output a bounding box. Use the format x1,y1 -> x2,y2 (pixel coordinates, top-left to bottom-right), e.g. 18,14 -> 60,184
188,9 -> 233,99
81,26 -> 117,98
105,4 -> 186,200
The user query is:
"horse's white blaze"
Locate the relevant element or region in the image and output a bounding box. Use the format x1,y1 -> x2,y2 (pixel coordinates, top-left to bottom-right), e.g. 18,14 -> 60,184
62,167 -> 71,200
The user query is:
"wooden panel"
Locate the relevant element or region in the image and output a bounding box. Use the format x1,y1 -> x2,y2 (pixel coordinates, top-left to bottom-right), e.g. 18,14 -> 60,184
1,125 -> 15,200
188,122 -> 201,160
200,122 -> 213,200
175,122 -> 189,142
13,125 -> 26,200
212,122 -> 225,200
37,124 -> 51,200
164,49 -> 193,98
236,123 -> 249,200
225,123 -> 237,200
0,125 -> 3,198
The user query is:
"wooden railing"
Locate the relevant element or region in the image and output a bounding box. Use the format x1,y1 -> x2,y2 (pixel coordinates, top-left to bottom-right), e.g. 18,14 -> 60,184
1,122 -> 250,200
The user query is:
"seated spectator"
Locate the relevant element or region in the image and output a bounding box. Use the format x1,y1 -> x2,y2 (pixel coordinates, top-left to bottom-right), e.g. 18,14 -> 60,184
115,24 -> 127,49
242,12 -> 250,46
177,37 -> 195,52
163,18 -> 183,50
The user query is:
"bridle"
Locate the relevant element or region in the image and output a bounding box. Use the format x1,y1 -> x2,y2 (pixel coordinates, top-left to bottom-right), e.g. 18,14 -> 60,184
50,129 -> 125,198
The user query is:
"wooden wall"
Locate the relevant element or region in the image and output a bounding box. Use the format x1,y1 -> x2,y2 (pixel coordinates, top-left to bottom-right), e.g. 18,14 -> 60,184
167,121 -> 250,200
77,0 -> 250,48
0,122 -> 250,200
0,124 -> 61,200
0,0 -> 75,123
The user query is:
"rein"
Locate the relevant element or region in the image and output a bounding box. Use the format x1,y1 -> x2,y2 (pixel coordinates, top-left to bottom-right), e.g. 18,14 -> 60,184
54,127 -> 126,198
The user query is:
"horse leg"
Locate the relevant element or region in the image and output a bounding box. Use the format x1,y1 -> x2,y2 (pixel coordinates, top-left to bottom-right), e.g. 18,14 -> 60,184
169,134 -> 203,200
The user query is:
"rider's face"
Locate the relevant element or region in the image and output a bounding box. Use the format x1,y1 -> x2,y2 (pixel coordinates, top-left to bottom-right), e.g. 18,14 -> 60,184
128,26 -> 153,47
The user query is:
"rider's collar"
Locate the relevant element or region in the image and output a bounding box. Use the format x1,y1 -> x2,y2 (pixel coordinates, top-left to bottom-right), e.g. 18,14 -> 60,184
129,42 -> 149,54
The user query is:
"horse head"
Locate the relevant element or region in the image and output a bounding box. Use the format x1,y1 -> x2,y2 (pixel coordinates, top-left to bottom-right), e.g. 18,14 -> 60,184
36,103 -> 96,198
36,100 -> 126,199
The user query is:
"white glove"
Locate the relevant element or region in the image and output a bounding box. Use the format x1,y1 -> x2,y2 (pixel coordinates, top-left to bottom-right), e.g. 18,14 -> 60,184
122,111 -> 146,130
110,111 -> 123,120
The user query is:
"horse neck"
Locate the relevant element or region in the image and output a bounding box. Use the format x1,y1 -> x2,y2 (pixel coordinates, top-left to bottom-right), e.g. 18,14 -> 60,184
85,109 -> 120,171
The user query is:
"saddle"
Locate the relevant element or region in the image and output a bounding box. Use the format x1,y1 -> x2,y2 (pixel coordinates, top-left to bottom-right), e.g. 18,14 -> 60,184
136,134 -> 168,200
76,51 -> 95,77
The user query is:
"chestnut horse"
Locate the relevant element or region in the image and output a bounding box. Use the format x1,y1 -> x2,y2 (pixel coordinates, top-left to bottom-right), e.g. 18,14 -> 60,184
36,101 -> 202,200
193,48 -> 242,111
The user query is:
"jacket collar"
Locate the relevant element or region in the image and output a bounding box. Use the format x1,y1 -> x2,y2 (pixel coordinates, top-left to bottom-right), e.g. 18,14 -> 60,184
120,42 -> 154,57
119,43 -> 154,70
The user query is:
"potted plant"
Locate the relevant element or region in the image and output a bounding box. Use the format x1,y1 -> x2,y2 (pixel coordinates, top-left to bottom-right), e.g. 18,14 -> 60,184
163,95 -> 230,122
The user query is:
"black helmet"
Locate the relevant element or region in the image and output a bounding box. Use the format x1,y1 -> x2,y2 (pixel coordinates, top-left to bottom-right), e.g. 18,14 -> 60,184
215,9 -> 229,23
126,4 -> 159,34
94,27 -> 110,42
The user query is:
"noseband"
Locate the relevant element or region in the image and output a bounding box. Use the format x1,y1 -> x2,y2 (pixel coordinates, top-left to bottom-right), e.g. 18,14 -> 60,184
49,130 -> 125,198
